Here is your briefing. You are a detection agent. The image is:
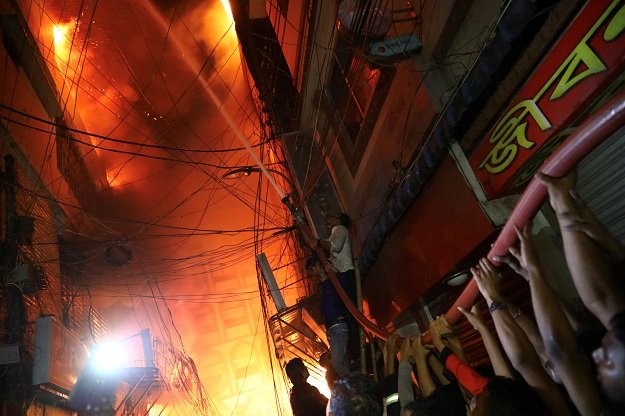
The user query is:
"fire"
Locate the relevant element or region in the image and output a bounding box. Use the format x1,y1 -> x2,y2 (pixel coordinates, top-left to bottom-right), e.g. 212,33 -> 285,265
52,25 -> 65,44
51,20 -> 80,106
220,0 -> 234,21
308,370 -> 331,399
148,403 -> 166,416
52,21 -> 76,66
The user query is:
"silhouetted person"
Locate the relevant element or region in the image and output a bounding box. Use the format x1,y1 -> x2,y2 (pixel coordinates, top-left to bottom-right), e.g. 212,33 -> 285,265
285,358 -> 328,416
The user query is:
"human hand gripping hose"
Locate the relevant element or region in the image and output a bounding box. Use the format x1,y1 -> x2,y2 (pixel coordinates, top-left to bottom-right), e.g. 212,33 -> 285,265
444,88 -> 625,328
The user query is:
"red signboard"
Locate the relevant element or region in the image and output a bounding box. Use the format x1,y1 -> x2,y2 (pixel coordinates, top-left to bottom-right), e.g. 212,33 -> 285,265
470,0 -> 625,197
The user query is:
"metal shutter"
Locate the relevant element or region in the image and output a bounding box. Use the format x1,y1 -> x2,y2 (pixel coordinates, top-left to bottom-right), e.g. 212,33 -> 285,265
577,125 -> 625,243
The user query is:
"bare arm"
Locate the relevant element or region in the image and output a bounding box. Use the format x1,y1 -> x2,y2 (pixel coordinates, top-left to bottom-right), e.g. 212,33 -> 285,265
508,303 -> 547,356
565,189 -> 625,264
413,337 -> 436,398
383,335 -> 399,377
459,305 -> 513,378
398,337 -> 416,408
443,330 -> 469,365
492,253 -> 551,359
537,172 -> 625,327
317,238 -> 331,251
430,317 -> 489,397
494,253 -> 582,386
426,352 -> 449,385
512,225 -> 602,416
473,259 -> 573,416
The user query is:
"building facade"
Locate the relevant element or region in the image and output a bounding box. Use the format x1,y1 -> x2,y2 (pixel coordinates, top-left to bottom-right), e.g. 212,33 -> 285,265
242,0 -> 625,360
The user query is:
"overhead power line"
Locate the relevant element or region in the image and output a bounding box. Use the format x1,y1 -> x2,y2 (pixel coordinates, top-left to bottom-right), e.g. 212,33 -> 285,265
0,103 -> 271,154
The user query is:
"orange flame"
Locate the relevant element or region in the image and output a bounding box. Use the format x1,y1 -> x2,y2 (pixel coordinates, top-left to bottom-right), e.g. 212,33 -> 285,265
52,22 -> 76,65
51,20 -> 80,108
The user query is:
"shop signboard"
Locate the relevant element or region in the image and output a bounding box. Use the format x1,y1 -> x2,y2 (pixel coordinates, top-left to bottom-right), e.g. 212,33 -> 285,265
470,0 -> 625,197
369,33 -> 422,59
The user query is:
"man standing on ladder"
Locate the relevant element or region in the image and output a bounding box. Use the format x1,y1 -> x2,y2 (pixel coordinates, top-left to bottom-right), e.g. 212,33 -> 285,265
316,213 -> 358,378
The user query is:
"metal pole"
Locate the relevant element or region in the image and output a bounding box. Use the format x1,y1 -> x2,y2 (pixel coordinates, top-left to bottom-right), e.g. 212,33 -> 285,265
257,253 -> 287,311
369,336 -> 378,382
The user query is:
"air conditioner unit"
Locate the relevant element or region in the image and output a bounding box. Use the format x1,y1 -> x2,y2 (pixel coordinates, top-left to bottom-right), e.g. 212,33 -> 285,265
33,316 -> 89,395
9,264 -> 32,284
0,344 -> 19,365
9,264 -> 48,294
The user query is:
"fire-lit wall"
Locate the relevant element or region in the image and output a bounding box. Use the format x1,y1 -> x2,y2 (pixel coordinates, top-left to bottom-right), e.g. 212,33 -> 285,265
290,0 -> 504,328
174,268 -> 285,413
0,18 -> 107,414
363,156 -> 494,327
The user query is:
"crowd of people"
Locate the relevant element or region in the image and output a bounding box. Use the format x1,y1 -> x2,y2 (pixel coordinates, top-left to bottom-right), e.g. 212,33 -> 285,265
285,173 -> 625,416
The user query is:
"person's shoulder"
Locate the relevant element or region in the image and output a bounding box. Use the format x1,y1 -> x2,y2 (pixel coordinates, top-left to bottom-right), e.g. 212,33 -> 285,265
333,224 -> 348,233
303,382 -> 322,393
293,382 -> 319,394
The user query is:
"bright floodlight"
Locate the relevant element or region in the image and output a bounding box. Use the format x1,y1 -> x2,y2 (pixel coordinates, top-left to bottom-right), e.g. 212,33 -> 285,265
91,343 -> 126,373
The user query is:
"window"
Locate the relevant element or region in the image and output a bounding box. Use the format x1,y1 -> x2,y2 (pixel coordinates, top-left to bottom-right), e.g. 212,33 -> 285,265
326,36 -> 395,174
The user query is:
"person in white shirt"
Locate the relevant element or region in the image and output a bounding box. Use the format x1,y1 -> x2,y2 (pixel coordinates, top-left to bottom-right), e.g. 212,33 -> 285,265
317,213 -> 358,377
325,213 -> 355,275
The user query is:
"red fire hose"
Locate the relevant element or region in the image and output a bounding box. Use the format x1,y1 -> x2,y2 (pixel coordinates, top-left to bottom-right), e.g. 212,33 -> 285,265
313,246 -> 394,340
444,88 -> 625,325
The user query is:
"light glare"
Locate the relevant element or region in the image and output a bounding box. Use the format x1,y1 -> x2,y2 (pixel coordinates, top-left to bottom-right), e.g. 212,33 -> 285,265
220,0 -> 234,21
91,343 -> 126,372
